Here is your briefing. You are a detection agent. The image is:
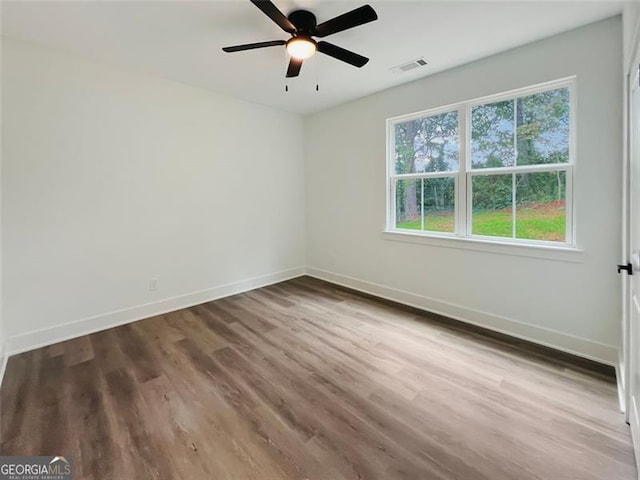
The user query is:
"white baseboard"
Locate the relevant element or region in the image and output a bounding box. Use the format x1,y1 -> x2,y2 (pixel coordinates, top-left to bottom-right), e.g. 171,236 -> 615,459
306,266 -> 619,367
6,267 -> 305,356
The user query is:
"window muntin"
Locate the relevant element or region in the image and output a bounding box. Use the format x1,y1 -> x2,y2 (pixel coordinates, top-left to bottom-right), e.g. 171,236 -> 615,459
387,79 -> 574,246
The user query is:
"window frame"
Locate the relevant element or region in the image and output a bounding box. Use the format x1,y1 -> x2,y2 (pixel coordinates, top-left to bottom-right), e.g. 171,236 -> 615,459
386,76 -> 577,248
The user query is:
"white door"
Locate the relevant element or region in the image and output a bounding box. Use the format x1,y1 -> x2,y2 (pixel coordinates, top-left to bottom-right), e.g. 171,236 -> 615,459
627,60 -> 640,470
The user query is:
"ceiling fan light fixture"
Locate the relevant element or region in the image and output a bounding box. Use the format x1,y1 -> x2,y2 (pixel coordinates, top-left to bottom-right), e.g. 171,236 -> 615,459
286,37 -> 317,60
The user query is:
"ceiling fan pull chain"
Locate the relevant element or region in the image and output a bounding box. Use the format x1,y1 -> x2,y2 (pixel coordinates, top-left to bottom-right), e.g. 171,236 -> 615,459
285,84 -> 289,92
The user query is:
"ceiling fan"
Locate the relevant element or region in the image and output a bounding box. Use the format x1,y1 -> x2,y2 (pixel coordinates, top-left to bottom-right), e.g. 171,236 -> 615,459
222,0 -> 378,78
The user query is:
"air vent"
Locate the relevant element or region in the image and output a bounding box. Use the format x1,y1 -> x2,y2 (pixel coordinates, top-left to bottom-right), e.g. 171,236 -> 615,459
390,57 -> 428,74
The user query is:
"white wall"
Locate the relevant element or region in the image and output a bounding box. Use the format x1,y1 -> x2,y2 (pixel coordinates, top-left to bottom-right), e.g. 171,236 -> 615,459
1,38 -> 306,352
305,17 -> 623,365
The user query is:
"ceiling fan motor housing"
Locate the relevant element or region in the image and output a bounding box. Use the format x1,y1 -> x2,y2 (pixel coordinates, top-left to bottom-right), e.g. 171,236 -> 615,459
288,10 -> 317,33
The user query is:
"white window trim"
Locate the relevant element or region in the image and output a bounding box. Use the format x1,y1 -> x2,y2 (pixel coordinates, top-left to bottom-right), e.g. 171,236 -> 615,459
385,76 -> 578,256
381,230 -> 583,263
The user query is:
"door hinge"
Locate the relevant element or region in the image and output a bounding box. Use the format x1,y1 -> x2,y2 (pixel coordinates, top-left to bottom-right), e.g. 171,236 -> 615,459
618,263 -> 633,275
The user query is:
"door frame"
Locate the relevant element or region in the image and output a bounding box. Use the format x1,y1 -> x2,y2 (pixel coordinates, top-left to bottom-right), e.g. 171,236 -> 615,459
623,9 -> 640,470
623,47 -> 636,423
626,62 -> 639,462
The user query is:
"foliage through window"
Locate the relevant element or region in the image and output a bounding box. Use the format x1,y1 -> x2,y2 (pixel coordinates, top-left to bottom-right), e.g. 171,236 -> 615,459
387,79 -> 574,245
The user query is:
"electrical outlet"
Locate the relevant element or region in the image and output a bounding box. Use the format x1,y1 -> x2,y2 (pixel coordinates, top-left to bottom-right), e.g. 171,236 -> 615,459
149,278 -> 158,291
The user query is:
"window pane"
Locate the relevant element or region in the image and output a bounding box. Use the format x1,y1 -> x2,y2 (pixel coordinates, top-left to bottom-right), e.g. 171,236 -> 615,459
471,174 -> 513,238
516,171 -> 566,241
395,179 -> 421,229
471,87 -> 570,169
515,88 -> 569,166
423,177 -> 455,233
395,177 -> 456,233
471,100 -> 515,169
394,111 -> 459,174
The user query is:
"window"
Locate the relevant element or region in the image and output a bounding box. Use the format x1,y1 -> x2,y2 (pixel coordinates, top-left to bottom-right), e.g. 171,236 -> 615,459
387,78 -> 574,246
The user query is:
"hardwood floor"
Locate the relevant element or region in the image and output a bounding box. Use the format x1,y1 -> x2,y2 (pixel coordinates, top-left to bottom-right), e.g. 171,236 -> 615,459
1,276 -> 636,479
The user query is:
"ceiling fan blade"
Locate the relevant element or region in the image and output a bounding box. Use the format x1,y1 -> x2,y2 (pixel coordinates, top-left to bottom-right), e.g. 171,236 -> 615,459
317,41 -> 369,67
312,5 -> 378,38
222,40 -> 286,53
250,0 -> 296,34
286,57 -> 303,78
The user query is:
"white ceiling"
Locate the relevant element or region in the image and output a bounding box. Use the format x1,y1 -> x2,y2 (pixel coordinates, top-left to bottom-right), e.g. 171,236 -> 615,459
1,1 -> 624,115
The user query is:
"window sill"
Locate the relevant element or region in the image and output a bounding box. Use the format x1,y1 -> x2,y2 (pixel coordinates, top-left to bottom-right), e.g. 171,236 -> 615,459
381,230 -> 584,263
